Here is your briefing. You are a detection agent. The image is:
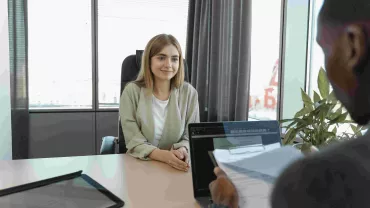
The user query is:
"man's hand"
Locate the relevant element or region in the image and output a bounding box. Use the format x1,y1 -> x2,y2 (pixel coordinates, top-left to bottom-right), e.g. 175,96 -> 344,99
209,167 -> 239,208
171,147 -> 190,164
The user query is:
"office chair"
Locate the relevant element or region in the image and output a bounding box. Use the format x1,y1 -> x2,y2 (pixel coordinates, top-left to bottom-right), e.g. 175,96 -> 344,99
100,50 -> 189,154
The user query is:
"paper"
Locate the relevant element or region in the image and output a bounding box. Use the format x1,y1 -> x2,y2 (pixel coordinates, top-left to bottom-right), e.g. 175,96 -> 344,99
226,145 -> 303,178
213,143 -> 281,164
214,145 -> 303,208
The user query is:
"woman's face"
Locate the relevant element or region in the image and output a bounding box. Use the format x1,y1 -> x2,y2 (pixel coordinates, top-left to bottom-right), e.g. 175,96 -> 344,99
150,44 -> 179,82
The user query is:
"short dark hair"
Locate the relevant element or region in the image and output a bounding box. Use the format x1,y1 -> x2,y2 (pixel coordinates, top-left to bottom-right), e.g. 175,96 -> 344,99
319,0 -> 370,25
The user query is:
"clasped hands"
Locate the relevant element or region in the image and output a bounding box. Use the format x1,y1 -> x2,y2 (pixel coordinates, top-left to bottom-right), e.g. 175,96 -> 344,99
149,146 -> 189,171
165,146 -> 190,172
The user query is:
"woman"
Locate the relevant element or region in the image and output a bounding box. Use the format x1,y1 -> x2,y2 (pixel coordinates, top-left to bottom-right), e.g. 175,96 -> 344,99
119,34 -> 200,172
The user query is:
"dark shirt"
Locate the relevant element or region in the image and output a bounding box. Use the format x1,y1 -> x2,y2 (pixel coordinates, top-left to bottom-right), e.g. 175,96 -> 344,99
212,132 -> 370,208
271,132 -> 370,208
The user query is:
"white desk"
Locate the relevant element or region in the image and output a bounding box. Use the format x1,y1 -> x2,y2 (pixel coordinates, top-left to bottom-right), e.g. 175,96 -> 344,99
0,154 -> 201,208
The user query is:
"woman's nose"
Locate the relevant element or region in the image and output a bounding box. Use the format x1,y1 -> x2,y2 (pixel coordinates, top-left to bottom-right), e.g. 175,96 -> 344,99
164,58 -> 172,67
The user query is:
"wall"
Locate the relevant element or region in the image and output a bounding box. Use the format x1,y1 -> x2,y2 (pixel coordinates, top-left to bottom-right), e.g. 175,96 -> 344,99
0,1 -> 13,160
28,111 -> 118,158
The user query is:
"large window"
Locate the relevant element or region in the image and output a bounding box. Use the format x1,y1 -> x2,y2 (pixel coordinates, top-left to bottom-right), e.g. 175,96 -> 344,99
97,0 -> 189,108
248,0 -> 282,120
28,0 -> 92,109
27,0 -> 189,110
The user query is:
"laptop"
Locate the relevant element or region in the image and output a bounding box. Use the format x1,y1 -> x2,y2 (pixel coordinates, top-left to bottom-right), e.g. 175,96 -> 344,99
188,120 -> 281,208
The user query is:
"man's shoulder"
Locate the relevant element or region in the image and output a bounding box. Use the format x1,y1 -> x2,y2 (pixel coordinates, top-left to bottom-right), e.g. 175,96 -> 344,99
277,134 -> 370,181
270,135 -> 370,207
318,133 -> 370,160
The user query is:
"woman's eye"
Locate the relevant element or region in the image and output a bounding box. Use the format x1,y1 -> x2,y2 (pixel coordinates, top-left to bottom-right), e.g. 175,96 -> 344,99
172,58 -> 179,62
158,56 -> 165,60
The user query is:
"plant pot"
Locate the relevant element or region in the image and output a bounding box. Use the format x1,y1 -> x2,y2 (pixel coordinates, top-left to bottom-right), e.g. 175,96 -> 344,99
293,143 -> 319,156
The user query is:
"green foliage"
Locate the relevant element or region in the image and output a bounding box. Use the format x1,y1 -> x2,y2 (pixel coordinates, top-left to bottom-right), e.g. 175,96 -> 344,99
280,67 -> 368,149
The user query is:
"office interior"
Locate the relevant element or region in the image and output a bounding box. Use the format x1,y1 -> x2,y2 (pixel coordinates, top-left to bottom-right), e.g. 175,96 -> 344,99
0,0 -> 327,160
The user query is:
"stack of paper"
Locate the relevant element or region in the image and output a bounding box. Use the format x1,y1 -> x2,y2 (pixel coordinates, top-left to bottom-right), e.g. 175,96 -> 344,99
213,145 -> 303,208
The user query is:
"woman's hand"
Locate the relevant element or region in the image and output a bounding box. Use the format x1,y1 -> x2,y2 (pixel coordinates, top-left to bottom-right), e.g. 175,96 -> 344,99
171,147 -> 190,164
150,149 -> 189,172
164,150 -> 189,171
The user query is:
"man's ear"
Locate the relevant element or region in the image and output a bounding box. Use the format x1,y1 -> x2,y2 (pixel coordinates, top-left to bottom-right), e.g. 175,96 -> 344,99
345,25 -> 367,70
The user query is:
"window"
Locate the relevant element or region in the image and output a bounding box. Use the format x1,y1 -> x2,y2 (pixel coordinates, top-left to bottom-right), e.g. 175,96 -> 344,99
248,0 -> 282,120
28,0 -> 93,109
97,0 -> 189,108
307,0 -> 325,96
279,0 -> 310,120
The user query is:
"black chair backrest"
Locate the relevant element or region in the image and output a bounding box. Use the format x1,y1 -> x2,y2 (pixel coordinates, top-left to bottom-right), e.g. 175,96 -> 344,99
118,50 -> 189,153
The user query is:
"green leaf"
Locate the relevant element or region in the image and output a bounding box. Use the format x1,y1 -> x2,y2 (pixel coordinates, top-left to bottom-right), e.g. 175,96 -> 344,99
306,104 -> 314,111
279,119 -> 294,123
335,106 -> 343,114
318,67 -> 330,99
318,105 -> 330,122
338,113 -> 349,122
328,102 -> 336,111
294,117 -> 312,126
283,128 -> 297,145
351,124 -> 363,137
301,88 -> 313,106
286,120 -> 298,129
330,112 -> 348,124
302,116 -> 314,125
333,126 -> 337,134
328,91 -> 337,102
356,124 -> 362,132
322,131 -> 336,139
313,91 -> 321,103
327,106 -> 342,120
301,143 -> 313,153
294,107 -> 312,118
339,120 -> 355,124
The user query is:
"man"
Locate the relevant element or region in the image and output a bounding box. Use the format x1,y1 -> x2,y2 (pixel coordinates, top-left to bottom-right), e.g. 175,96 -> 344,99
209,0 -> 370,207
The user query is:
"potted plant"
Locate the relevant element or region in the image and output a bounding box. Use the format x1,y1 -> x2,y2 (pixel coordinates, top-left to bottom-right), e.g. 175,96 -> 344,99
280,68 -> 368,155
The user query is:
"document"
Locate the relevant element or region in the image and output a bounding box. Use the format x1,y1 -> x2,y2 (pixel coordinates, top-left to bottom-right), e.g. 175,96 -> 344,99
213,143 -> 281,164
213,145 -> 303,208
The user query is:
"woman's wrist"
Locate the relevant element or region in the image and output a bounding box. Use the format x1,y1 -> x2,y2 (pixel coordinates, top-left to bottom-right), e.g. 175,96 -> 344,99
149,149 -> 166,162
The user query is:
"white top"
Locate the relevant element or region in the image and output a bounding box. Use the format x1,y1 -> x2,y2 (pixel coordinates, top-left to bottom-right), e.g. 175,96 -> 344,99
152,95 -> 169,146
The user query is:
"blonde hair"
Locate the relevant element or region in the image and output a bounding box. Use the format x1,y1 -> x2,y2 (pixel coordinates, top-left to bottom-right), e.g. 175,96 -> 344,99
134,34 -> 185,89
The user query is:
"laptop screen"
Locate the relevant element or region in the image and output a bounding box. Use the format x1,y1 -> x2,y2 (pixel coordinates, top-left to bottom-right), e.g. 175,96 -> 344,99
189,120 -> 281,197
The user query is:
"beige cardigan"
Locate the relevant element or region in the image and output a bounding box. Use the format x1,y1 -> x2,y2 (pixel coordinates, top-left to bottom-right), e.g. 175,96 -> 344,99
119,82 -> 200,160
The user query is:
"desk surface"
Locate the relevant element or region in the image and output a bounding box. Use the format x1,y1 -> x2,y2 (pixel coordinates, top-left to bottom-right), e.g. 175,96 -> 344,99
0,154 -> 201,208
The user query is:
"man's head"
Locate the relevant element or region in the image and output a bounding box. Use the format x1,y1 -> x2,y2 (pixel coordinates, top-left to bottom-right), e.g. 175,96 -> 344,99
317,0 -> 370,125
